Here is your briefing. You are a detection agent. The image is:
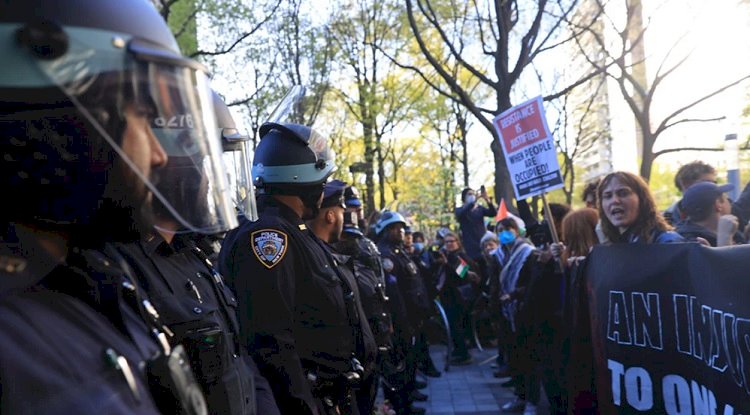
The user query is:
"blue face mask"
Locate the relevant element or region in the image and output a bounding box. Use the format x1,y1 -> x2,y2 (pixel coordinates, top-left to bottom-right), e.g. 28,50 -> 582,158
413,242 -> 425,252
465,194 -> 476,204
499,230 -> 516,245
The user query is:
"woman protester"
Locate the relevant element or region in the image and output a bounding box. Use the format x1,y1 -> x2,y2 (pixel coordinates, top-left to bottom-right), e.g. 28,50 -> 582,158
565,172 -> 684,414
597,171 -> 685,244
552,208 -> 601,415
492,217 -> 543,414
436,232 -> 480,365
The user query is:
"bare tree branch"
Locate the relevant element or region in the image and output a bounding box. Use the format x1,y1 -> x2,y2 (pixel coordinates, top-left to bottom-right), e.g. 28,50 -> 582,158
653,146 -> 723,158
189,0 -> 281,58
654,74 -> 750,136
415,0 -> 498,88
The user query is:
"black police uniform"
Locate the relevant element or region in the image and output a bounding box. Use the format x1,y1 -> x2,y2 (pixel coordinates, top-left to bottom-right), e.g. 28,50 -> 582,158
378,240 -> 432,412
335,235 -> 391,355
334,233 -> 392,415
327,249 -> 378,415
219,197 -> 369,414
112,233 -> 279,415
378,241 -> 431,339
0,238 -> 204,415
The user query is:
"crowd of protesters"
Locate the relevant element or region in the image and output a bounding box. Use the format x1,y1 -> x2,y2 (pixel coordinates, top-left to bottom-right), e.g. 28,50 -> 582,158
391,161 -> 750,415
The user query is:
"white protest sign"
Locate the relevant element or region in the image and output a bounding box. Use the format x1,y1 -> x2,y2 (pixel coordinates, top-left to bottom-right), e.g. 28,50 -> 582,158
492,96 -> 563,200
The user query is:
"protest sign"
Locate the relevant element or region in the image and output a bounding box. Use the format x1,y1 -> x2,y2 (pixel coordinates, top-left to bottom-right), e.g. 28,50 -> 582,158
575,244 -> 750,414
493,96 -> 563,199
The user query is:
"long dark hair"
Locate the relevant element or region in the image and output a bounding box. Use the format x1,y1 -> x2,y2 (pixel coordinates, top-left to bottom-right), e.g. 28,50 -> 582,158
597,171 -> 672,243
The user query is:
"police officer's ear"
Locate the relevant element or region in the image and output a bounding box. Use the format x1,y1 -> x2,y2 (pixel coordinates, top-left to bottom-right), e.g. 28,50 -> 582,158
324,208 -> 337,225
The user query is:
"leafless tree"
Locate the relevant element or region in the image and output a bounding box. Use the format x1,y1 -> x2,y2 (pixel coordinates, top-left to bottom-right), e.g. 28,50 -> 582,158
570,0 -> 750,181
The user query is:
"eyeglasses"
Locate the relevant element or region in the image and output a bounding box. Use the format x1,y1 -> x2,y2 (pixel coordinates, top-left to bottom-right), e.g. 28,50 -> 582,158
444,239 -> 458,244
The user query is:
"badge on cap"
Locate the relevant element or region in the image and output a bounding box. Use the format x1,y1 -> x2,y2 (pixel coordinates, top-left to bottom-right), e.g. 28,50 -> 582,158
251,229 -> 288,269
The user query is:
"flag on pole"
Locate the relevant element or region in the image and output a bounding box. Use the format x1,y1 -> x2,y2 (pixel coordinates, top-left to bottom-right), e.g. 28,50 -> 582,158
456,257 -> 469,279
494,198 -> 508,223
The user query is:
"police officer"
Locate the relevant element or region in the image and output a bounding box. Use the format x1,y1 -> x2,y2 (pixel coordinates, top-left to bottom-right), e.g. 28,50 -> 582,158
333,185 -> 396,414
308,180 -> 377,415
219,121 -> 363,414
0,1 -> 212,413
110,94 -> 280,415
375,212 -> 432,414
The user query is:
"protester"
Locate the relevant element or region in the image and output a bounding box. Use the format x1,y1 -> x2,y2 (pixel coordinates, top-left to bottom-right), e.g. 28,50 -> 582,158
492,217 -> 540,414
556,209 -> 601,414
480,232 -> 501,285
675,181 -> 742,246
455,187 -> 497,262
597,171 -> 685,244
518,208 -> 570,415
557,208 -> 600,266
582,179 -> 601,209
405,228 -> 443,379
664,161 -> 718,225
412,231 -> 426,255
664,161 -> 750,229
435,231 -> 480,365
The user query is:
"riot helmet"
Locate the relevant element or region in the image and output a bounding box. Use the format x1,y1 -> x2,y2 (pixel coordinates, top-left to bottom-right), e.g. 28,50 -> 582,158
252,86 -> 336,217
0,0 -> 235,237
213,91 -> 258,221
373,210 -> 408,236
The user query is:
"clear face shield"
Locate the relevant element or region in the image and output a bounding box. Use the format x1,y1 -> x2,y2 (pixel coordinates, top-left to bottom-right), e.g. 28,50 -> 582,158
221,127 -> 258,221
261,85 -> 337,180
36,33 -> 237,235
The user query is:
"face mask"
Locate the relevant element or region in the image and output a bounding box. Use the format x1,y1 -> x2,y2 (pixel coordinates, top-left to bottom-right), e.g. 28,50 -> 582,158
413,242 -> 424,252
499,230 -> 516,245
465,194 -> 476,204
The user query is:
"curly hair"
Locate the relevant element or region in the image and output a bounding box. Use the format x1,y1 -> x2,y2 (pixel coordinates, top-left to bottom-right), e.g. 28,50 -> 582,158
582,178 -> 601,206
597,171 -> 672,243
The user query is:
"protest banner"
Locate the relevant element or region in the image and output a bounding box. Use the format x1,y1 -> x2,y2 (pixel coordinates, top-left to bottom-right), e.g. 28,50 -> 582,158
492,96 -> 563,200
573,244 -> 750,414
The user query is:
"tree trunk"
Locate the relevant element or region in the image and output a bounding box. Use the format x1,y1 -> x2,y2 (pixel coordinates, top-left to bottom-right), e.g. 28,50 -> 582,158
627,0 -> 647,159
491,135 -> 515,212
456,110 -> 470,188
376,134 -> 386,209
639,132 -> 656,182
361,122 -> 376,214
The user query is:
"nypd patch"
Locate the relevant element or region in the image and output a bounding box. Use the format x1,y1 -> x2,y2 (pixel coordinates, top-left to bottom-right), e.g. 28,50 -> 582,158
251,229 -> 288,269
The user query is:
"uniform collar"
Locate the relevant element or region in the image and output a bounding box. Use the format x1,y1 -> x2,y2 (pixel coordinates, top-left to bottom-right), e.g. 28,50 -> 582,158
141,232 -> 192,255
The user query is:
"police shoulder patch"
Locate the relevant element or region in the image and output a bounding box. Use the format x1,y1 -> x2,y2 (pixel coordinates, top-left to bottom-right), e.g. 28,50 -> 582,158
382,258 -> 394,273
251,229 -> 288,269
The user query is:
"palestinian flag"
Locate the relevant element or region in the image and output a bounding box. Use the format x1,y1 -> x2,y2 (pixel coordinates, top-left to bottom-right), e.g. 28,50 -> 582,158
456,257 -> 469,279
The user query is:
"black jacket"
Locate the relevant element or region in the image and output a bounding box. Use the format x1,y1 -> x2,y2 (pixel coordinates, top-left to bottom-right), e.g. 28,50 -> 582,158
113,234 -> 276,415
0,242 -> 164,415
334,235 -> 392,350
378,240 -> 432,325
219,198 -> 371,415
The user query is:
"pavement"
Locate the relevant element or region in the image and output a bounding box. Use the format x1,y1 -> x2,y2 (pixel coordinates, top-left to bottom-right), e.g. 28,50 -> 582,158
377,345 -> 550,415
